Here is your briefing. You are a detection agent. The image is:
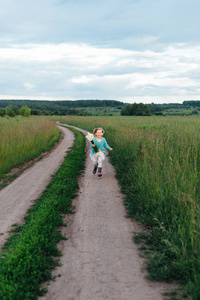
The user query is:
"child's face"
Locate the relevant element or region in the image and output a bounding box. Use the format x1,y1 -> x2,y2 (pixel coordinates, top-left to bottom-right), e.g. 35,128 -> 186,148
96,129 -> 103,137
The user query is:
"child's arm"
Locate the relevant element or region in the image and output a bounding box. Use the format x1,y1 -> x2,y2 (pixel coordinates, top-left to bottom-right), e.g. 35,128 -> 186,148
103,138 -> 113,151
90,142 -> 95,149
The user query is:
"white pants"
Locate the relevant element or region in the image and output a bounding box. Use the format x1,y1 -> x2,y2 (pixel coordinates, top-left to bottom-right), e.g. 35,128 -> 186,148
90,151 -> 105,168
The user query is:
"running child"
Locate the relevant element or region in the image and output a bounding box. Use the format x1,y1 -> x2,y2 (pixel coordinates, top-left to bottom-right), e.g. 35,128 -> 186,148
86,128 -> 113,177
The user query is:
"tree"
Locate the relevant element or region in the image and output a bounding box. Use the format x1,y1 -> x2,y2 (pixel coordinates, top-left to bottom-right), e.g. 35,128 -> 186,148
136,103 -> 151,116
121,107 -> 129,115
121,102 -> 151,116
31,109 -> 41,115
5,105 -> 19,117
12,105 -> 20,115
192,109 -> 198,115
53,110 -> 59,115
0,108 -> 5,117
42,110 -> 49,116
20,105 -> 31,117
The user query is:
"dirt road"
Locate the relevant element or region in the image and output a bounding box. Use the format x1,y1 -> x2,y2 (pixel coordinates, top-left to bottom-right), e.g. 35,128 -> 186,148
41,125 -> 172,300
0,125 -> 74,249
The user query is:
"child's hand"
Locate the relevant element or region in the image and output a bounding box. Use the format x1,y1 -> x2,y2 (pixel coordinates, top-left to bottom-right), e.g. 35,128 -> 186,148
110,148 -> 113,151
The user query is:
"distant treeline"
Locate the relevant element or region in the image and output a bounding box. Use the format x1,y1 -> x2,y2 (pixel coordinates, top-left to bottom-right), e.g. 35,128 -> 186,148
0,99 -> 125,115
183,101 -> 200,107
121,101 -> 200,116
1,99 -> 200,117
121,100 -> 200,116
148,103 -> 181,114
148,101 -> 200,115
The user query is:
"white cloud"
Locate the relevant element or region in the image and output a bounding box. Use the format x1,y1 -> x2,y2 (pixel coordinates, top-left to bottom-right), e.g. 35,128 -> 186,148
0,41 -> 200,103
24,83 -> 35,90
71,75 -> 99,84
0,42 -> 132,65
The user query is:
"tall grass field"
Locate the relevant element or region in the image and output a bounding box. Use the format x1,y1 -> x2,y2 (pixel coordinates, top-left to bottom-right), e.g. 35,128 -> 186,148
0,116 -> 60,180
57,115 -> 200,299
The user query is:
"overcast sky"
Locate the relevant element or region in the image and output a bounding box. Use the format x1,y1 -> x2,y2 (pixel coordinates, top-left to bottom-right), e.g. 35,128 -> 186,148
0,0 -> 200,104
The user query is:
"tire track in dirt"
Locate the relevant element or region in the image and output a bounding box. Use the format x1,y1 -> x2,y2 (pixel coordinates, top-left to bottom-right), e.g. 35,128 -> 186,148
0,125 -> 74,249
40,125 -> 173,300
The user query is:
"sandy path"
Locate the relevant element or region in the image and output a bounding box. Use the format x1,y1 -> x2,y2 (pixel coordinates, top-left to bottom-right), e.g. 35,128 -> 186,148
0,125 -> 74,249
41,125 -> 172,300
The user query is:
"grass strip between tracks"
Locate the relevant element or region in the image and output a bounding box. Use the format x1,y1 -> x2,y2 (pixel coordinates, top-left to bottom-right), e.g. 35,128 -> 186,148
0,126 -> 85,300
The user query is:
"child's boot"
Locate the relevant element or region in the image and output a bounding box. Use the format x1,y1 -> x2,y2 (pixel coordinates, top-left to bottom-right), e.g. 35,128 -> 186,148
93,164 -> 98,174
98,167 -> 102,177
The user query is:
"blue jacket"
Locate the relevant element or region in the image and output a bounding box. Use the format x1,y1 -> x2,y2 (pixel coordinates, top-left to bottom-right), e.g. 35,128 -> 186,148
90,137 -> 111,155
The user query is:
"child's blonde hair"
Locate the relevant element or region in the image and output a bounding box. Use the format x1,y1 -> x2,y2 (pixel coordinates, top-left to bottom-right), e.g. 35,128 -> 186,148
93,127 -> 105,136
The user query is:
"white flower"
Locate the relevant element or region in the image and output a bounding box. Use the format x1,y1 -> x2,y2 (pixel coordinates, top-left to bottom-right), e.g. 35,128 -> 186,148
86,132 -> 94,142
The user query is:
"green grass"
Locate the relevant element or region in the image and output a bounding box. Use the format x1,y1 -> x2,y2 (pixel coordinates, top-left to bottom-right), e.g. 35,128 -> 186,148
0,116 -> 60,179
56,115 -> 200,300
0,126 -> 85,300
76,106 -> 122,116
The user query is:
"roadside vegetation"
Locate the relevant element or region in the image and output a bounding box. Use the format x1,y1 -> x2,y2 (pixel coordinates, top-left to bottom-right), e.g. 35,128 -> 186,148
0,126 -> 85,299
0,116 -> 60,181
57,115 -> 200,299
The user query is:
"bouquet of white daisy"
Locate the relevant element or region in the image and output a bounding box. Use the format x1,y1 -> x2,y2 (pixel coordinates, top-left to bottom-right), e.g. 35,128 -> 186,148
86,132 -> 99,153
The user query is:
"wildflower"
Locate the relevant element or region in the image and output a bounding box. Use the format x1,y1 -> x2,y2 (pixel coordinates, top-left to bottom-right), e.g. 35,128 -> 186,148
86,132 -> 99,153
86,133 -> 94,142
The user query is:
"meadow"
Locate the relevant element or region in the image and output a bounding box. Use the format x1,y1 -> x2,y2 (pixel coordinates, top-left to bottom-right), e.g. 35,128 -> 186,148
57,115 -> 200,299
1,114 -> 200,298
0,116 -> 60,180
76,106 -> 121,116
